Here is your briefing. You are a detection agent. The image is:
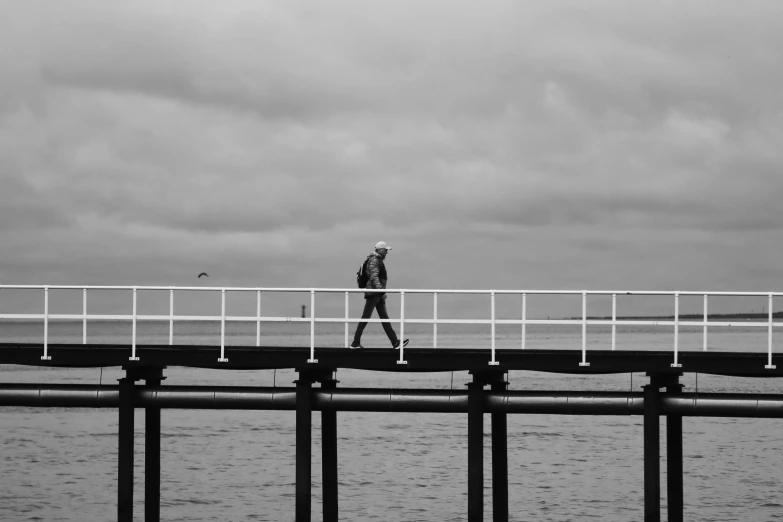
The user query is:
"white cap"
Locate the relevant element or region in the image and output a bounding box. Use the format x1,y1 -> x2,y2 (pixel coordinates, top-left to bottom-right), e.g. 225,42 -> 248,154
375,241 -> 392,250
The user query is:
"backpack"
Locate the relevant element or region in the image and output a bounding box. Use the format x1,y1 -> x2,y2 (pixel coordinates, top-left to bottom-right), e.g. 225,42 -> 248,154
356,257 -> 370,288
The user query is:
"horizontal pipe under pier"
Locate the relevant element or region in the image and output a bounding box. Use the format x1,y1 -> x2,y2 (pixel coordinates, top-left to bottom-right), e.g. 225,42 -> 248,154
4,385 -> 783,417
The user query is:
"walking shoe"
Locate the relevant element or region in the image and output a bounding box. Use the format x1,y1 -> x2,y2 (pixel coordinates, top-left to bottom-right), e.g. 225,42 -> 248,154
392,339 -> 409,350
350,341 -> 364,349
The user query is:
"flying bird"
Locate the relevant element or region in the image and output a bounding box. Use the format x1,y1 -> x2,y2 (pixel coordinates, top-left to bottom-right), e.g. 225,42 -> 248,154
198,272 -> 209,278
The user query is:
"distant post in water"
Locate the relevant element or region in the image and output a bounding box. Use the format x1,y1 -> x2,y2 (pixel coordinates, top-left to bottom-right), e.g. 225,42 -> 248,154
301,305 -> 306,319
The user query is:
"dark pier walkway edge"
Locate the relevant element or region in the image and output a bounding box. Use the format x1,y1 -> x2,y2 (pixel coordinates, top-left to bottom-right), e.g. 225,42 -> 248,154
2,344 -> 783,377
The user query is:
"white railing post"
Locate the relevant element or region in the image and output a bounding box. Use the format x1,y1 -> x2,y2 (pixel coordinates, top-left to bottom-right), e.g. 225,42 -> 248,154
611,293 -> 616,351
256,290 -> 261,347
130,287 -> 139,361
521,293 -> 526,350
218,289 -> 228,362
169,288 -> 174,346
766,294 -> 776,369
397,291 -> 407,365
579,292 -> 589,366
82,288 -> 87,344
671,293 -> 681,368
703,294 -> 708,352
433,292 -> 438,349
489,291 -> 498,365
344,291 -> 349,348
308,290 -> 317,363
41,286 -> 51,360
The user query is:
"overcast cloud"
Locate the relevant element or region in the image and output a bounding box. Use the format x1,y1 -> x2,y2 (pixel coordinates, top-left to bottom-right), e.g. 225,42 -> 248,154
2,1 -> 783,315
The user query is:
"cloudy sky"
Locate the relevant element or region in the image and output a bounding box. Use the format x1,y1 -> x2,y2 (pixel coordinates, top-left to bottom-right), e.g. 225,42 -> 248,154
2,1 -> 783,316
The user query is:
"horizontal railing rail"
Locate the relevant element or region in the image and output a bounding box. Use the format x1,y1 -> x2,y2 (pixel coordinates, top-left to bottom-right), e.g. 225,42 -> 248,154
0,285 -> 781,369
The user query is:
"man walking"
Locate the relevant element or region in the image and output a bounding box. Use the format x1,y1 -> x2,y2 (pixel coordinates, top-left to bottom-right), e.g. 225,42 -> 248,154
351,241 -> 410,350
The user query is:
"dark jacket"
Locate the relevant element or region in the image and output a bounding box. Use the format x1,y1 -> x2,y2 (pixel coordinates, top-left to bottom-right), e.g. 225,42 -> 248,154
363,252 -> 388,299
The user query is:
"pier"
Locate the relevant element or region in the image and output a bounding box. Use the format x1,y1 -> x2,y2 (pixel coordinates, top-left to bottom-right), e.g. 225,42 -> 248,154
3,284 -> 783,521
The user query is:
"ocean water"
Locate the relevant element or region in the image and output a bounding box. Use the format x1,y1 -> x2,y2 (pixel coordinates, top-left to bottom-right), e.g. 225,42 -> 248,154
2,321 -> 783,521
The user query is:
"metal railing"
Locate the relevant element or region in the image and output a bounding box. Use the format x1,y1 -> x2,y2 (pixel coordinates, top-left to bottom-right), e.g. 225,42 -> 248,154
0,285 -> 780,369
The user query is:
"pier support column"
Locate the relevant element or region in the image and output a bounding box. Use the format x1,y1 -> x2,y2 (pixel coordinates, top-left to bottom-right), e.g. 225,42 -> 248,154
467,374 -> 484,522
294,369 -> 337,522
490,374 -> 509,522
118,370 -> 137,522
320,372 -> 339,522
644,374 -> 679,522
666,377 -> 684,522
643,376 -> 661,522
467,371 -> 504,522
295,371 -> 313,522
145,368 -> 166,522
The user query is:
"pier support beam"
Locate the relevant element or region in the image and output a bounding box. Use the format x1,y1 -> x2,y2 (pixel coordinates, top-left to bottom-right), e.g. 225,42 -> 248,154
666,378 -> 684,522
295,371 -> 313,522
490,375 -> 509,522
145,368 -> 166,522
118,372 -> 135,522
321,372 -> 339,522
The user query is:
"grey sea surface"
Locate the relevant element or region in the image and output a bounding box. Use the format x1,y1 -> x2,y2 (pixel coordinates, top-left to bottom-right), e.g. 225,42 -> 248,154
2,321 -> 783,521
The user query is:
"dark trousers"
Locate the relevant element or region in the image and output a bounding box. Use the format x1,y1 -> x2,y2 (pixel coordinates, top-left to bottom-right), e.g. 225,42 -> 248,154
353,295 -> 398,345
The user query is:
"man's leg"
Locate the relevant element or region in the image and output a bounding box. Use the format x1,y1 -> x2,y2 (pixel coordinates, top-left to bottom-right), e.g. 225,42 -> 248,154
352,296 -> 378,345
375,298 -> 399,345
